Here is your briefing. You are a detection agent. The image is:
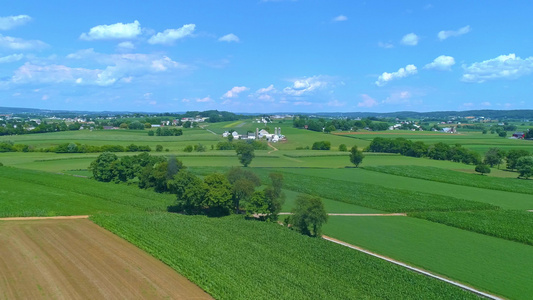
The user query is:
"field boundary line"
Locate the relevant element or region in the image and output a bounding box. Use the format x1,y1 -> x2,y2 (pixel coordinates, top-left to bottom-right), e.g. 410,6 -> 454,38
279,213 -> 407,216
0,215 -> 89,221
322,235 -> 503,300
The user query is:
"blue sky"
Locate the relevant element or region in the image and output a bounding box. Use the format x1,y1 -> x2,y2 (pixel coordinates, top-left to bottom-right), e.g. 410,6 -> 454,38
1,1 -> 533,113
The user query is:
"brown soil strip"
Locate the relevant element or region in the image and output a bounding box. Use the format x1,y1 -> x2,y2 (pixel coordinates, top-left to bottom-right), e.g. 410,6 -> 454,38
0,218 -> 212,299
322,235 -> 503,300
0,215 -> 90,221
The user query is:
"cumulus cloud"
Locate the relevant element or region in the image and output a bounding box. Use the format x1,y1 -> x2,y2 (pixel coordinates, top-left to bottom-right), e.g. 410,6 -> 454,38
222,86 -> 249,98
383,91 -> 412,104
0,34 -> 47,50
80,20 -> 142,40
332,15 -> 348,22
358,94 -> 379,108
438,25 -> 470,41
256,84 -> 275,94
0,53 -> 23,63
6,49 -> 186,87
461,53 -> 533,83
196,96 -> 212,102
401,33 -> 419,46
424,55 -> 455,71
148,24 -> 195,45
0,15 -> 32,30
117,41 -> 135,50
375,64 -> 417,86
283,75 -> 331,96
218,33 -> 240,43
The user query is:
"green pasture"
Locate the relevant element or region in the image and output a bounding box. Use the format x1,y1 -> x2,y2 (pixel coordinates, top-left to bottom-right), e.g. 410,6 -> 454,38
280,167 -> 533,210
0,167 -> 174,217
323,216 -> 533,300
92,213 -> 477,300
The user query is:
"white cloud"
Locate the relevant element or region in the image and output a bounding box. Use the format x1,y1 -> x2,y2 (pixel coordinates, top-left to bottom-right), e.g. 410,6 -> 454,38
378,41 -> 394,49
0,34 -> 47,50
218,33 -> 240,43
257,84 -> 275,94
196,96 -> 212,102
283,75 -> 331,96
401,33 -> 419,46
222,86 -> 249,98
438,25 -> 470,41
294,101 -> 312,106
7,50 -> 186,87
332,15 -> 348,22
375,64 -> 417,86
0,53 -> 23,63
358,94 -> 379,108
41,95 -> 49,101
80,20 -> 142,40
117,41 -> 135,50
424,55 -> 455,71
481,102 -> 492,107
148,24 -> 195,45
0,15 -> 32,30
461,53 -> 533,83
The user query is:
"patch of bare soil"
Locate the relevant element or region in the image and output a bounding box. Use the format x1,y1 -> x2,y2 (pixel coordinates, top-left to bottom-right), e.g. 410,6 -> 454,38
0,219 -> 212,299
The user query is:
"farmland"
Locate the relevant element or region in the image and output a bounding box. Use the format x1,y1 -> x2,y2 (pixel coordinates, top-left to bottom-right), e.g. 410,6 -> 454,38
0,218 -> 211,299
1,117 -> 533,299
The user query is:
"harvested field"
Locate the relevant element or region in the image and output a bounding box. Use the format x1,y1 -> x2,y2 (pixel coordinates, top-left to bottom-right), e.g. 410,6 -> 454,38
0,218 -> 211,300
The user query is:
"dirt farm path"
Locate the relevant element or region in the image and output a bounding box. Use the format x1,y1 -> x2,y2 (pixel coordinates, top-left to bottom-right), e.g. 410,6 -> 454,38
0,215 -> 89,221
323,236 -> 503,300
0,218 -> 212,300
267,142 -> 278,154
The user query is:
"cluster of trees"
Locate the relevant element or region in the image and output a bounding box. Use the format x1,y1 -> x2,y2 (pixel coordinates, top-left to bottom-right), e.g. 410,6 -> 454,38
147,127 -> 183,136
367,137 -> 482,165
285,195 -> 328,237
293,116 -> 390,133
311,141 -> 331,150
0,141 -> 152,153
480,147 -> 533,178
0,121 -> 83,136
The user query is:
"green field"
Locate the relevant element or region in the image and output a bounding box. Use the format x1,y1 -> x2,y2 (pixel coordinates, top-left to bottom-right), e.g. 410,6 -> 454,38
3,122 -> 533,299
323,216 -> 533,299
91,213 -> 478,300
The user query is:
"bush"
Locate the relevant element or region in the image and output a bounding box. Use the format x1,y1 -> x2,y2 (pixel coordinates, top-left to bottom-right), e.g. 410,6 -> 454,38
184,145 -> 193,152
147,130 -> 155,136
194,143 -> 206,152
311,141 -> 331,150
338,144 -> 347,152
0,162 -> 3,166
155,145 -> 163,152
475,164 -> 491,175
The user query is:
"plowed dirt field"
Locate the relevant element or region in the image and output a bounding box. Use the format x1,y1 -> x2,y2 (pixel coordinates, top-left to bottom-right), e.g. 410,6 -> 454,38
0,218 -> 212,299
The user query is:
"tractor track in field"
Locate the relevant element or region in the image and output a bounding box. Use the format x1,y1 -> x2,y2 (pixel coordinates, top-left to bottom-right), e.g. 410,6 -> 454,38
322,235 -> 503,300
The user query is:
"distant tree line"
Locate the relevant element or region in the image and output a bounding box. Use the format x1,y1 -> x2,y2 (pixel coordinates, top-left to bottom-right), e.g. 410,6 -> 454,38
293,116 -> 390,132
367,137 -> 482,165
0,141 -> 151,153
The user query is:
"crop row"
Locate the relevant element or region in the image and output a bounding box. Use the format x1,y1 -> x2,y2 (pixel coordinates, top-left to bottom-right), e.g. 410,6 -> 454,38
0,167 -> 174,217
91,213 -> 478,300
410,209 -> 533,246
364,165 -> 533,195
248,168 -> 496,212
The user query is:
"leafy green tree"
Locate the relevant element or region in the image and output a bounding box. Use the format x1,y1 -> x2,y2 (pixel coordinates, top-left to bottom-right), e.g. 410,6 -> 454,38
203,173 -> 233,216
155,144 -> 163,152
475,164 -> 491,175
498,131 -> 507,138
324,125 -> 336,133
184,145 -> 193,152
128,121 -> 145,130
169,170 -> 207,214
147,130 -> 155,136
311,141 -> 331,150
226,167 -> 261,212
525,129 -> 533,139
235,142 -> 255,167
144,122 -> 152,129
89,152 -> 119,182
246,173 -> 285,221
0,162 -> 3,167
338,144 -> 347,152
506,149 -> 530,170
289,195 -> 328,237
349,146 -> 364,167
484,147 -> 504,168
194,143 -> 206,152
517,156 -> 533,179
